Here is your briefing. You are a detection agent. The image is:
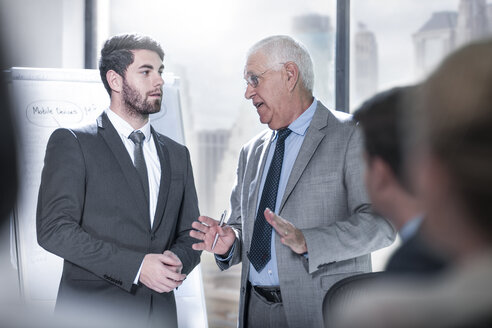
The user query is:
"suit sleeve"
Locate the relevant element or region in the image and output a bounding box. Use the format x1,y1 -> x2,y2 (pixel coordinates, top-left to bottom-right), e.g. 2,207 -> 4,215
168,147 -> 202,275
301,126 -> 396,274
215,147 -> 245,270
37,128 -> 144,292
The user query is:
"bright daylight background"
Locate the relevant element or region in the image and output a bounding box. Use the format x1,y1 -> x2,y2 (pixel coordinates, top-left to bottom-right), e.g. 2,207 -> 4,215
1,0 -> 491,327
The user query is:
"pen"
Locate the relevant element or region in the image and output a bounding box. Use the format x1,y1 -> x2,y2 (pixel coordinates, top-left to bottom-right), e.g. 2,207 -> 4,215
212,209 -> 227,250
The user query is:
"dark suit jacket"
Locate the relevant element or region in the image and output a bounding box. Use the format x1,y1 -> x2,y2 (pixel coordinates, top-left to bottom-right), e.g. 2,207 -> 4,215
36,112 -> 201,327
386,230 -> 447,274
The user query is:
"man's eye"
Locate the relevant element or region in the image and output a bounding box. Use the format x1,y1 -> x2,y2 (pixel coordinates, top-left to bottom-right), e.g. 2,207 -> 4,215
251,75 -> 259,86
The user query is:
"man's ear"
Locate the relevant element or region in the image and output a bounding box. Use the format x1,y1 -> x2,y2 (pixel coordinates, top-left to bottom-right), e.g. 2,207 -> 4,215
106,70 -> 123,94
371,157 -> 396,192
284,62 -> 299,92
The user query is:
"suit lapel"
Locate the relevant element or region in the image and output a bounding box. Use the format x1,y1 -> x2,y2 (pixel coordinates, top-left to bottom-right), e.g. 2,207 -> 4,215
278,102 -> 329,213
150,128 -> 171,233
98,113 -> 150,227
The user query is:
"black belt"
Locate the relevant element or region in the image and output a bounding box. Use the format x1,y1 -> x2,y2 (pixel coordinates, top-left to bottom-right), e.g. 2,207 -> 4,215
253,285 -> 283,303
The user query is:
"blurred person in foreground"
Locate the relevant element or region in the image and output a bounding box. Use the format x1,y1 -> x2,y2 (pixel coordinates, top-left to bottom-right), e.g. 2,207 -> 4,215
354,86 -> 447,275
0,30 -> 21,324
333,39 -> 492,328
0,32 -> 83,328
36,34 -> 201,327
190,35 -> 395,328
0,45 -> 17,228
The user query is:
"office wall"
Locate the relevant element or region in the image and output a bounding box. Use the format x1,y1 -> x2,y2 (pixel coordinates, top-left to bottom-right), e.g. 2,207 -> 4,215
0,0 -> 84,69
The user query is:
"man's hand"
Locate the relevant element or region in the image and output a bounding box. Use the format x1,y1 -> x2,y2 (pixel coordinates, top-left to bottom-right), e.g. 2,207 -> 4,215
190,215 -> 236,256
139,250 -> 186,293
264,208 -> 308,254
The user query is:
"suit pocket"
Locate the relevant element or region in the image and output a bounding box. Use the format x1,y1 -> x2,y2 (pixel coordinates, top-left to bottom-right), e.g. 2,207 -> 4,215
170,174 -> 184,185
293,173 -> 342,218
320,271 -> 364,291
299,172 -> 339,190
305,173 -> 338,185
168,174 -> 184,195
318,259 -> 360,291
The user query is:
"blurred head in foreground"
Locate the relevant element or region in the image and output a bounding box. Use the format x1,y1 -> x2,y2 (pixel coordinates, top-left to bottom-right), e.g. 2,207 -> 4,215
411,39 -> 492,260
354,86 -> 420,231
330,39 -> 492,328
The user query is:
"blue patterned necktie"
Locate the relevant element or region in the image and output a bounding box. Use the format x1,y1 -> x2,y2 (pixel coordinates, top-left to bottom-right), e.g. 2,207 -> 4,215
129,130 -> 149,204
248,128 -> 292,272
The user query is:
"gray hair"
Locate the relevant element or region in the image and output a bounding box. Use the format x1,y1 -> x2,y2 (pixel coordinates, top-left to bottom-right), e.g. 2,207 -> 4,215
247,35 -> 314,93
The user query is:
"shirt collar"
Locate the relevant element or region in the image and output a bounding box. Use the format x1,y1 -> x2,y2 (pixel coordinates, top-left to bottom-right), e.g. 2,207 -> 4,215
399,215 -> 424,242
287,97 -> 317,136
106,108 -> 152,143
272,98 -> 317,141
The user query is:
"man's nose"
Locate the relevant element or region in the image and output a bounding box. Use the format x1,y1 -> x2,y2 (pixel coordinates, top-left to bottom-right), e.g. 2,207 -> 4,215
245,83 -> 255,99
155,74 -> 164,87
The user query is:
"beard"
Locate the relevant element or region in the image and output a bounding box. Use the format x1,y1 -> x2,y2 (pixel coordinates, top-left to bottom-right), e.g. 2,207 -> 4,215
122,79 -> 162,116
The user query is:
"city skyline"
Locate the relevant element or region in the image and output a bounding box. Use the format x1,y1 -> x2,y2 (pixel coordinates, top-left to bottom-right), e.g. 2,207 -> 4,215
414,0 -> 492,79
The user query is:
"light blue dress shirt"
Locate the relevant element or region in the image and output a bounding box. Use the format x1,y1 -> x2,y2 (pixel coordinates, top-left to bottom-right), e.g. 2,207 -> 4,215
399,215 -> 424,243
248,98 -> 317,286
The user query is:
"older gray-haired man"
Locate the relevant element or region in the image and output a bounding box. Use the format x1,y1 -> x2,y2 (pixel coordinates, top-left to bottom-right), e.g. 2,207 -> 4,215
191,35 -> 395,328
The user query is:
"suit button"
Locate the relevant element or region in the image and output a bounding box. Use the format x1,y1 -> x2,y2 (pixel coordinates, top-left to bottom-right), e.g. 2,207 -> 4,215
150,234 -> 156,241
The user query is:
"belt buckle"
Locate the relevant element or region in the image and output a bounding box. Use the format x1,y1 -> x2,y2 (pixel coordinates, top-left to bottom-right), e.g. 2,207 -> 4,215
255,286 -> 282,303
271,290 -> 282,303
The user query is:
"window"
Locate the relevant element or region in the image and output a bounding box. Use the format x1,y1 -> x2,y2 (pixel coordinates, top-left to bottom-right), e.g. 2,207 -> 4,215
350,0 -> 492,111
109,1 -> 336,326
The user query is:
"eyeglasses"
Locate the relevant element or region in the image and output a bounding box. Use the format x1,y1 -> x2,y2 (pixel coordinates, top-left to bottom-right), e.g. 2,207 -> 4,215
244,63 -> 284,88
245,68 -> 273,88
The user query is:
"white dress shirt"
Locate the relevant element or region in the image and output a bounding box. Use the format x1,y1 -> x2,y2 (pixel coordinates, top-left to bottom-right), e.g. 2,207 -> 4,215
106,108 -> 161,227
106,108 -> 161,284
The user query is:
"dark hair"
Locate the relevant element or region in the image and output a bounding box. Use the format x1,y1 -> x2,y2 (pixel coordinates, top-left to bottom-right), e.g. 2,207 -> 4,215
99,34 -> 164,96
354,86 -> 416,189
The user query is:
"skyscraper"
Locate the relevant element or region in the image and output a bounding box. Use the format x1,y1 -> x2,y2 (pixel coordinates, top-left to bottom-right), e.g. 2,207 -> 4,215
456,0 -> 490,48
292,13 -> 334,108
413,0 -> 492,78
488,3 -> 492,33
354,22 -> 379,106
194,129 -> 231,216
413,11 -> 457,78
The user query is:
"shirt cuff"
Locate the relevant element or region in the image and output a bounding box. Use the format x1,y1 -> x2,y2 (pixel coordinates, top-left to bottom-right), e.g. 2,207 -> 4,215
134,260 -> 144,285
215,243 -> 236,262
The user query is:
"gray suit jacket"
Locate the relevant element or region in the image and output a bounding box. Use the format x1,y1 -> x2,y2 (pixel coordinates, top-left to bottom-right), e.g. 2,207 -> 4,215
217,101 -> 395,327
37,112 -> 201,327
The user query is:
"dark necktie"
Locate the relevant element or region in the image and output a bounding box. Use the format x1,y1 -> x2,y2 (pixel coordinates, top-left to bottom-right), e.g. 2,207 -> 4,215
248,128 -> 292,272
129,130 -> 149,204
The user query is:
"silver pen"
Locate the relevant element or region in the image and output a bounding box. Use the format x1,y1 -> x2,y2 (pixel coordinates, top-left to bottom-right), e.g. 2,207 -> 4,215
212,209 -> 227,250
